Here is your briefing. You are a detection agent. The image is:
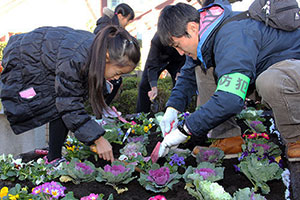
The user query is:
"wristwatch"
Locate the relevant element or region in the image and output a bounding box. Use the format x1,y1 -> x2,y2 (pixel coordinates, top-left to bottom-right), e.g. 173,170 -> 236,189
177,119 -> 191,136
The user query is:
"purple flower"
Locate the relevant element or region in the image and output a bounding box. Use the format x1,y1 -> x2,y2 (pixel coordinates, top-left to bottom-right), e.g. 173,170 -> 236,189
194,168 -> 216,180
32,181 -> 66,199
147,167 -> 170,185
75,162 -> 94,175
118,128 -> 123,136
233,165 -> 241,172
238,151 -> 249,161
104,164 -> 129,176
169,154 -> 185,166
183,112 -> 190,119
250,147 -> 257,153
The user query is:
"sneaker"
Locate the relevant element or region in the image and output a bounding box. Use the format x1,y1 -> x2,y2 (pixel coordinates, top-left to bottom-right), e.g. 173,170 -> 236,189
43,156 -> 67,167
209,136 -> 244,159
287,141 -> 300,162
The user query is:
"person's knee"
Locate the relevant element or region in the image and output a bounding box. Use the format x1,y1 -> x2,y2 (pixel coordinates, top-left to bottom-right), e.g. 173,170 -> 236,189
256,69 -> 281,100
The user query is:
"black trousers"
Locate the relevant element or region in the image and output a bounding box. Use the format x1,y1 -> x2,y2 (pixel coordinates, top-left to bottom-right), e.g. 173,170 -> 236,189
136,65 -> 177,113
47,117 -> 69,161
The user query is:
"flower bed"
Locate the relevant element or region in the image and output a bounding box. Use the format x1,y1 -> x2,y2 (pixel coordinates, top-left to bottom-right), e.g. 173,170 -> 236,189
0,107 -> 289,200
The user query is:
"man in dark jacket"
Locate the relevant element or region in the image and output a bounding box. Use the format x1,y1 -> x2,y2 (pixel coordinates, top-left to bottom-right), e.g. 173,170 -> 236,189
136,32 -> 186,113
156,1 -> 300,161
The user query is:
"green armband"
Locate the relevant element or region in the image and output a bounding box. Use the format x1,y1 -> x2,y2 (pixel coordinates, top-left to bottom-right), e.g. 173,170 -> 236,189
216,73 -> 250,100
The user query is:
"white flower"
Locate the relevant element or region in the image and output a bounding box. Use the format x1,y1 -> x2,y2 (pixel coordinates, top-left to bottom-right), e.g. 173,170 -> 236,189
281,168 -> 291,200
118,154 -> 128,161
36,158 -> 44,164
0,154 -> 6,161
281,168 -> 290,188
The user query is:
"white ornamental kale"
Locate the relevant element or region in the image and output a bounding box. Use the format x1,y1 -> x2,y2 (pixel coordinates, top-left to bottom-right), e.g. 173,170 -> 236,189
96,160 -> 136,187
187,179 -> 232,200
138,163 -> 181,193
232,187 -> 266,200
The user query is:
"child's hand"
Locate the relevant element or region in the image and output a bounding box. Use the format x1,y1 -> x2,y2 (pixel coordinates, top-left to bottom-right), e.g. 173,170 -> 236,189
94,136 -> 115,163
148,86 -> 158,101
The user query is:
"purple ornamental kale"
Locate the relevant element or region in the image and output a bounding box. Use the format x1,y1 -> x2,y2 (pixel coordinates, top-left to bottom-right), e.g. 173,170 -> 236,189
75,162 -> 94,175
252,143 -> 270,151
147,167 -> 170,185
127,135 -> 145,143
104,164 -> 130,176
250,121 -> 262,128
194,168 -> 216,180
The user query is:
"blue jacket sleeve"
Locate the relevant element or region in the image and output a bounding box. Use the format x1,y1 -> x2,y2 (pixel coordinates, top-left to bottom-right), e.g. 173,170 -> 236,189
166,56 -> 198,112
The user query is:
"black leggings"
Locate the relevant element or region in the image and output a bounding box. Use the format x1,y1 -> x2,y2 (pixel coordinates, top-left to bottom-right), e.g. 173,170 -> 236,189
47,117 -> 69,161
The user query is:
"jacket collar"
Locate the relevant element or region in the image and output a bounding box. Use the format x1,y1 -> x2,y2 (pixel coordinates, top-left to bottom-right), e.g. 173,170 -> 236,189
196,0 -> 232,69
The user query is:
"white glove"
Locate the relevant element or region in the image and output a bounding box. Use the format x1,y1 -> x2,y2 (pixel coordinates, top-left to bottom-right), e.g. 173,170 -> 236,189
159,107 -> 179,137
158,128 -> 187,157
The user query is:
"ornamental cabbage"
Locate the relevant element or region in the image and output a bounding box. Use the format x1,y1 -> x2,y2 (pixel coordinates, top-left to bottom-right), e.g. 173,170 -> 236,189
237,154 -> 283,194
183,162 -> 224,184
138,163 -> 181,193
194,147 -> 224,166
58,158 -> 97,184
120,141 -> 147,158
232,187 -> 266,200
148,167 -> 170,185
186,179 -> 232,200
96,160 -> 136,187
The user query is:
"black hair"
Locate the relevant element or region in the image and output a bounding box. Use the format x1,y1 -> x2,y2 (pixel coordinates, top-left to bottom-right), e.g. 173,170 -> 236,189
112,3 -> 135,26
157,3 -> 199,46
198,0 -> 215,7
84,25 -> 140,118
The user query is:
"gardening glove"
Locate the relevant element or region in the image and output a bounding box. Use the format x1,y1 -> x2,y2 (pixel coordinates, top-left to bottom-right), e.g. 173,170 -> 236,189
148,86 -> 158,101
159,107 -> 179,137
158,128 -> 187,157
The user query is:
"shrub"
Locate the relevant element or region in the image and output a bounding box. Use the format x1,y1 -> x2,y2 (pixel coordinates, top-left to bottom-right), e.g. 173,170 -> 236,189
85,75 -> 197,116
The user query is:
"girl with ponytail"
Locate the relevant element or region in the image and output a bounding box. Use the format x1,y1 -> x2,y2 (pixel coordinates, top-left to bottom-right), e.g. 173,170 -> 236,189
0,25 -> 140,164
